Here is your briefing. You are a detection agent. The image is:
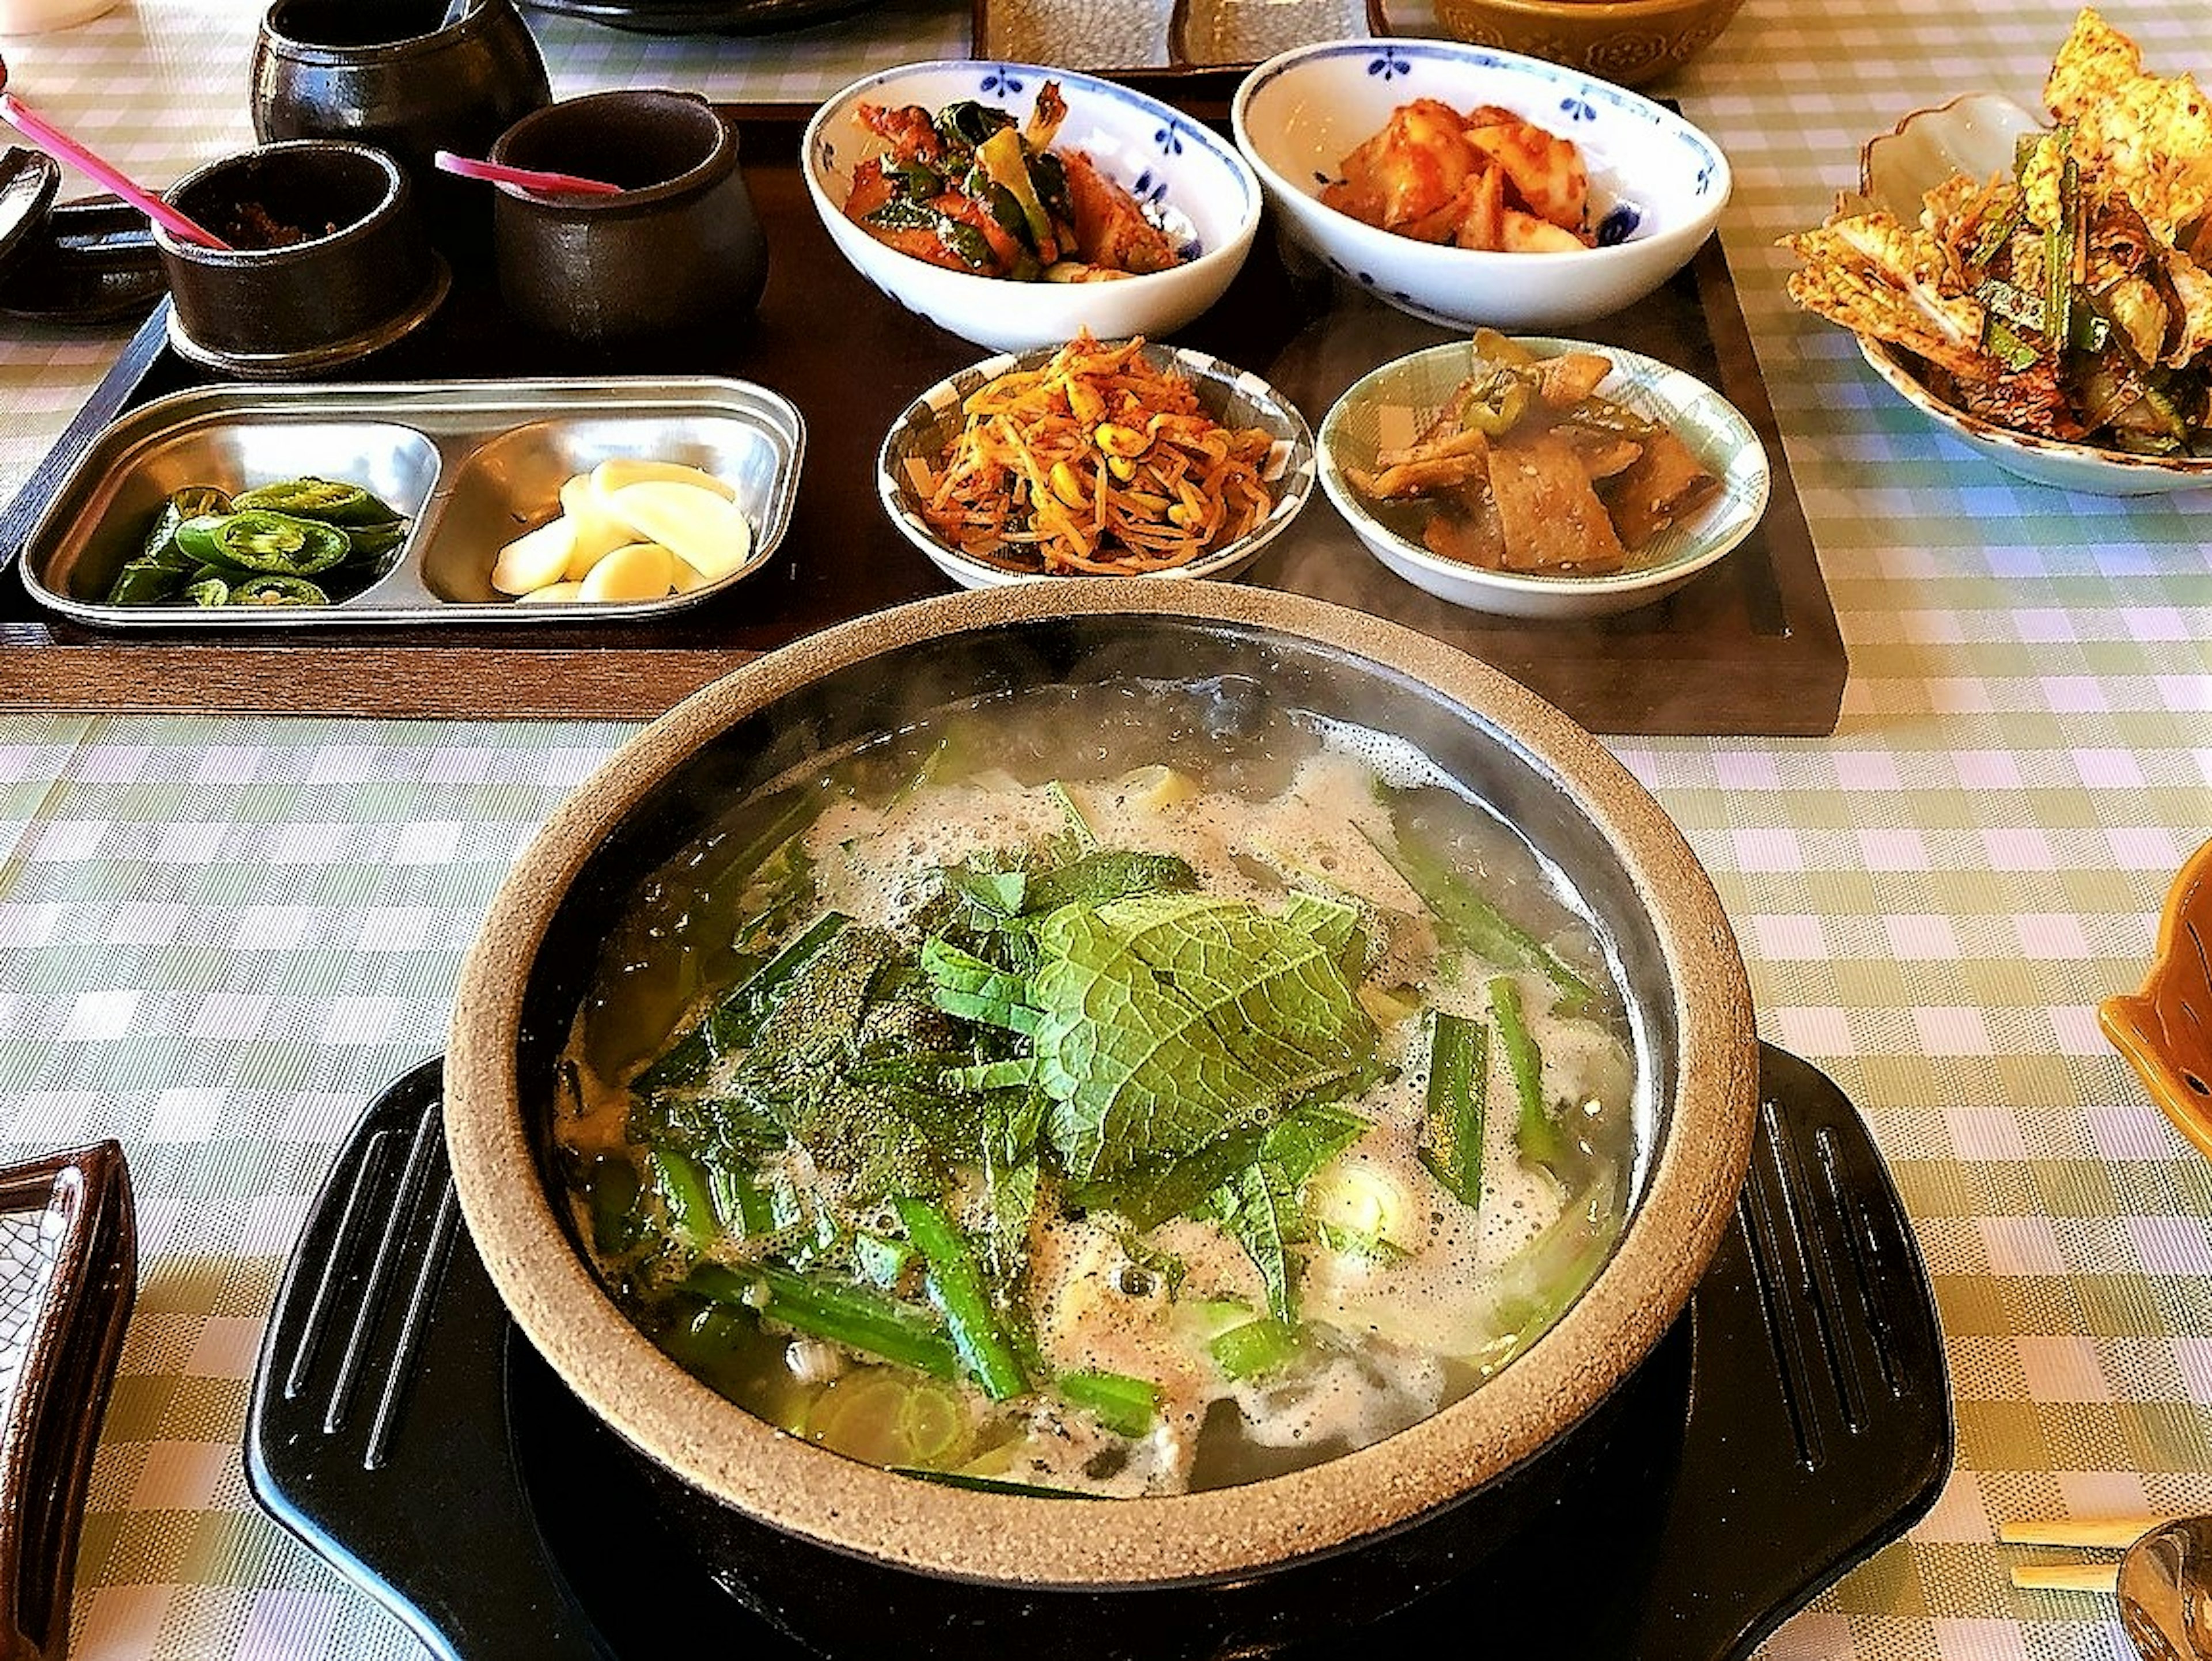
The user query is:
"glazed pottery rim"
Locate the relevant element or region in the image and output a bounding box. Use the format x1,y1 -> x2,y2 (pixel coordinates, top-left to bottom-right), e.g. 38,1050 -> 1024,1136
160,254 -> 450,375
260,0 -> 512,59
153,139 -> 404,265
488,88 -> 730,212
444,580 -> 1759,1588
1442,0 -> 1737,18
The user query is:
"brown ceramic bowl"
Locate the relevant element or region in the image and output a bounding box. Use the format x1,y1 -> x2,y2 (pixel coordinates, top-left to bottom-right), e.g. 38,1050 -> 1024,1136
1429,0 -> 1746,88
154,140 -> 446,377
488,88 -> 767,350
444,581 -> 1758,1657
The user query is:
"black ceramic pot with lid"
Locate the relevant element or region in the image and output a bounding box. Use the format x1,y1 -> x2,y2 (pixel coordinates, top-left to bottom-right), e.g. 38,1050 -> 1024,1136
153,139 -> 447,377
248,0 -> 552,263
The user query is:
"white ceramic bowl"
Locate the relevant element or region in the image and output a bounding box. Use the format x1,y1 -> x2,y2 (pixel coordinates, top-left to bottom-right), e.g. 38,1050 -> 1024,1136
879,339 -> 1315,589
802,60 -> 1262,352
1317,335 -> 1768,619
1230,38 -> 1729,331
1852,93 -> 2212,495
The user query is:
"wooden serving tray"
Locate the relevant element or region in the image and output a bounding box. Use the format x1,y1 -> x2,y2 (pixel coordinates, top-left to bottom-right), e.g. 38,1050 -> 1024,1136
0,109 -> 1845,735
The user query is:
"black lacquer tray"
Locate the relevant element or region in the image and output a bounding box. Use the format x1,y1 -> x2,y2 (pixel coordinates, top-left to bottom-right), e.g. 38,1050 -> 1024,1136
245,1044 -> 1951,1661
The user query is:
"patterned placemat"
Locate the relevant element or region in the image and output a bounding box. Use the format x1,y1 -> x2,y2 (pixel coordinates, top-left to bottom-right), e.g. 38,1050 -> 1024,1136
1,0 -> 2209,1656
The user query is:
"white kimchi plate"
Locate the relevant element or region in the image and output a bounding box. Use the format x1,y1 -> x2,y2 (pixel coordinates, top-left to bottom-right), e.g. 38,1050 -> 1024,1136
801,60 -> 1262,354
1853,92 -> 2212,496
1230,37 -> 1731,332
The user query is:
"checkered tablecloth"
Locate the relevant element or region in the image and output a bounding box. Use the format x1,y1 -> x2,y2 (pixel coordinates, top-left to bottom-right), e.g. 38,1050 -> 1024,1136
2,0 -> 2210,1655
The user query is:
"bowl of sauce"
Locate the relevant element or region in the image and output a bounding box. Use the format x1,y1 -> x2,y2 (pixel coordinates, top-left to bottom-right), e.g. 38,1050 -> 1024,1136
153,139 -> 446,377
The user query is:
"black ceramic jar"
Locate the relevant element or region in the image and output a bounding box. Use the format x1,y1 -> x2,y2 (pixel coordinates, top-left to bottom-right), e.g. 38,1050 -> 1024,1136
249,0 -> 551,258
487,89 -> 768,351
154,140 -> 445,377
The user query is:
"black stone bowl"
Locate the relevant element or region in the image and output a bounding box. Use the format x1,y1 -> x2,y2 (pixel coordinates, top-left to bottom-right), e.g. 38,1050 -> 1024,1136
488,88 -> 768,350
154,141 -> 445,377
444,583 -> 1760,1660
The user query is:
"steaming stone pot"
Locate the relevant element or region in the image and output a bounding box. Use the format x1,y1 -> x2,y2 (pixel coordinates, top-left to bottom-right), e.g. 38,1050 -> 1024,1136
444,581 -> 1759,1659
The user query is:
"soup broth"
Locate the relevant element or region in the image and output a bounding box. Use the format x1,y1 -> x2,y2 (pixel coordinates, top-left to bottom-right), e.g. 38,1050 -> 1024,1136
556,677 -> 1640,1497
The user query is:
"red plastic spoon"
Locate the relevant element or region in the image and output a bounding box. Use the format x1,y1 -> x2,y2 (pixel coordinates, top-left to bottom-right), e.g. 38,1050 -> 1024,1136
0,52 -> 230,249
434,150 -> 623,197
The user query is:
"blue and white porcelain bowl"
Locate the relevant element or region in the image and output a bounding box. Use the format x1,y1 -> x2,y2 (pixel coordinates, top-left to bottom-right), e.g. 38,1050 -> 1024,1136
1851,94 -> 2212,495
802,60 -> 1262,353
1230,39 -> 1730,330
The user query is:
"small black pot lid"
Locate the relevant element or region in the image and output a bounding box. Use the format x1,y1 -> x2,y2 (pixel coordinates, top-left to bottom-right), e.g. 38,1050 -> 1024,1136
0,195 -> 168,323
0,146 -> 62,285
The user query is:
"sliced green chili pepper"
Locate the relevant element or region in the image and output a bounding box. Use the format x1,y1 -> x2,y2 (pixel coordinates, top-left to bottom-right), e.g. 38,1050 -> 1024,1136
228,574 -> 331,606
175,510 -> 351,575
105,561 -> 183,605
340,519 -> 408,560
183,577 -> 230,606
232,476 -> 399,526
139,485 -> 233,568
1456,367 -> 1532,437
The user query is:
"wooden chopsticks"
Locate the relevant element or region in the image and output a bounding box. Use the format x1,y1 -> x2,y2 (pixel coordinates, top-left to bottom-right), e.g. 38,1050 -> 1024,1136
2001,1516 -> 2164,1592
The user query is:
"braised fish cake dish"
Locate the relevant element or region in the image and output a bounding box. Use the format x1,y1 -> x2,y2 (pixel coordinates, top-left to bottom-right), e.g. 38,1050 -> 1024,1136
1344,331 -> 1722,577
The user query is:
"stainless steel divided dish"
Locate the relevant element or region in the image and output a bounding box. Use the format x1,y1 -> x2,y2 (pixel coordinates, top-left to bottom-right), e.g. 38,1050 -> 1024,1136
19,377 -> 804,628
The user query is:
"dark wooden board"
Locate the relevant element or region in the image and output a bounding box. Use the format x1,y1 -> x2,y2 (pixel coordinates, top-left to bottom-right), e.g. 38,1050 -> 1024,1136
0,109 -> 1845,734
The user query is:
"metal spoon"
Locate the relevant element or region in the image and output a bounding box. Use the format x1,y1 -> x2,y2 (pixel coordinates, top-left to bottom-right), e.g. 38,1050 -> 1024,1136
0,52 -> 229,248
2119,1515 -> 2212,1659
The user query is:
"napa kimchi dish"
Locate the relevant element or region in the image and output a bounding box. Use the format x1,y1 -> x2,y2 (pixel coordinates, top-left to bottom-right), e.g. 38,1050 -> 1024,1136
1322,100 -> 1596,253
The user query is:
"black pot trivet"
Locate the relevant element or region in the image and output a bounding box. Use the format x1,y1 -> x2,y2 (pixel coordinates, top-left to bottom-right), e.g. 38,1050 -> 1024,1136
247,1044 -> 1952,1660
